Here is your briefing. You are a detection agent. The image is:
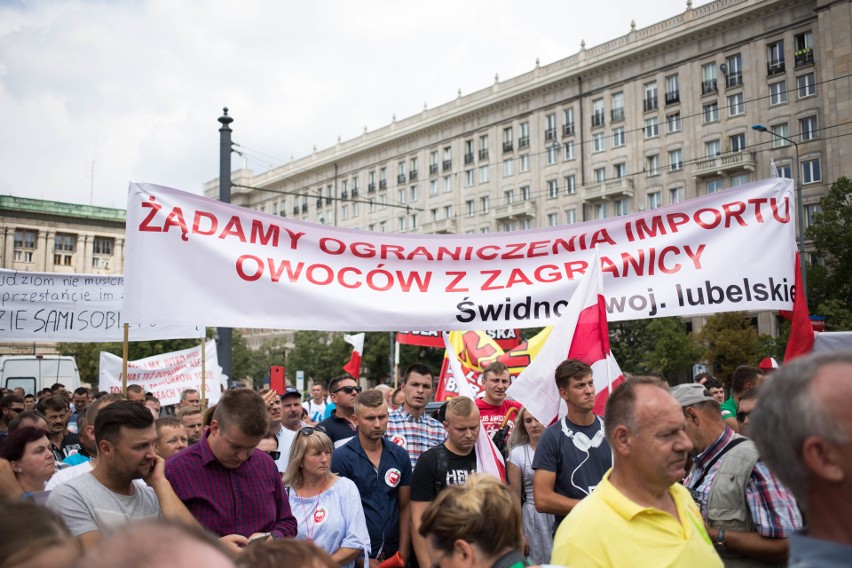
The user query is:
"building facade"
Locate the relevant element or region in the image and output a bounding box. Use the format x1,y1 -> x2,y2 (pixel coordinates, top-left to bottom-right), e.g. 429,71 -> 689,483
207,0 -> 851,337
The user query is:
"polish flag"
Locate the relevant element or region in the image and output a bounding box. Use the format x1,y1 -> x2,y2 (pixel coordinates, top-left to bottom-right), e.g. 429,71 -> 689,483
442,331 -> 507,482
506,248 -> 625,427
781,252 -> 814,362
342,333 -> 365,379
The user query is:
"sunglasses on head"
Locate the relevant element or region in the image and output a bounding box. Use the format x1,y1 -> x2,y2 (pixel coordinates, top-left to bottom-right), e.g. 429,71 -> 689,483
298,425 -> 327,437
265,450 -> 281,460
737,411 -> 751,423
334,385 -> 362,395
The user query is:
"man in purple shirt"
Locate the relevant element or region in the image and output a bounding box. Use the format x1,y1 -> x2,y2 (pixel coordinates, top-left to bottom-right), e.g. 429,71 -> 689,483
165,388 -> 297,549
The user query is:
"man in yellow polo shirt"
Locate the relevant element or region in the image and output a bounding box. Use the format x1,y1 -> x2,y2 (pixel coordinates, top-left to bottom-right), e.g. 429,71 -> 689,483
552,378 -> 722,567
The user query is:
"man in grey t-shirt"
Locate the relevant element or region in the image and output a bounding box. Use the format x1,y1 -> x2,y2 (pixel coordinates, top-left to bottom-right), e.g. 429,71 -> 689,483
47,401 -> 197,550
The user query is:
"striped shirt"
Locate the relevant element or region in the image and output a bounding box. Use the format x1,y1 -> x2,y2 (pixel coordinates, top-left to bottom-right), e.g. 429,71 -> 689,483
165,430 -> 297,538
385,407 -> 446,468
684,427 -> 802,538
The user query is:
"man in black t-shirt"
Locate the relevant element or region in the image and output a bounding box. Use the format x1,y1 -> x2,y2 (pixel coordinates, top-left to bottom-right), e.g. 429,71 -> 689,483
410,396 -> 480,568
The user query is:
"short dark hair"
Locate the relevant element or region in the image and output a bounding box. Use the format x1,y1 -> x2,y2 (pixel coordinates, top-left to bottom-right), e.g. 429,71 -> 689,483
145,394 -> 160,403
327,375 -> 355,394
73,387 -> 90,397
403,363 -> 433,383
49,383 -> 65,392
1,393 -> 23,411
36,394 -> 67,415
481,361 -> 508,380
126,384 -> 145,396
705,378 -> 724,391
731,365 -> 763,394
694,372 -> 714,384
180,389 -> 199,401
554,359 -> 592,391
739,388 -> 759,404
0,426 -> 49,462
86,393 -> 125,426
212,389 -> 268,438
94,400 -> 154,445
8,410 -> 46,432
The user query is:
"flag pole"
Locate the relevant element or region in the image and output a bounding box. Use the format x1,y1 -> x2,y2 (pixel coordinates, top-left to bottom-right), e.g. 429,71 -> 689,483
121,323 -> 129,394
200,334 -> 207,410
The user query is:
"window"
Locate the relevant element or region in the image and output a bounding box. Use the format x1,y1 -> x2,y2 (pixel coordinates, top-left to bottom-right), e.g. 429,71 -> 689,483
594,203 -> 608,220
612,126 -> 625,147
592,98 -> 605,127
397,189 -> 406,204
397,161 -> 406,184
546,145 -> 558,165
703,102 -> 720,123
613,163 -> 627,179
669,149 -> 683,171
665,74 -> 680,104
430,151 -> 439,175
795,31 -> 814,67
465,170 -> 474,188
730,133 -> 746,152
443,146 -> 452,171
504,189 -> 515,204
564,175 -> 576,195
643,83 -> 657,112
503,127 -> 513,152
547,213 -> 559,227
702,63 -> 717,94
565,209 -> 577,224
504,221 -> 516,232
410,185 -> 419,201
728,93 -> 744,116
705,139 -> 721,157
430,179 -> 439,196
769,81 -> 787,105
369,199 -> 376,213
772,123 -> 790,147
503,158 -> 514,177
707,178 -> 724,194
480,196 -> 490,213
800,116 -> 818,141
726,53 -> 743,87
479,165 -> 489,183
563,108 -> 575,135
341,204 -> 349,220
520,154 -> 530,172
379,168 -> 387,189
667,112 -> 682,133
410,214 -> 418,230
443,175 -> 452,193
805,203 -> 822,228
646,155 -> 660,176
545,113 -> 557,140
802,158 -> 821,184
465,200 -> 475,216
519,122 -> 530,148
797,72 -> 816,98
443,205 -> 454,219
480,227 -> 490,234
521,186 -> 531,201
547,179 -> 559,199
777,163 -> 793,179
93,237 -> 113,255
593,132 -> 606,152
593,167 -> 606,183
380,195 -> 388,209
53,234 -> 75,266
731,173 -> 750,187
410,157 -> 418,179
669,187 -> 684,204
615,198 -> 629,216
612,92 -> 625,121
644,117 -> 659,138
768,40 -> 785,75
398,216 -> 406,232
564,141 -> 575,160
479,135 -> 489,161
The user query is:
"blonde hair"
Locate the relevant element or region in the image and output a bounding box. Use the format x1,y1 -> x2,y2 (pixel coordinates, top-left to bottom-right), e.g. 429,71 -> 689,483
445,396 -> 475,418
419,474 -> 521,557
283,430 -> 334,489
507,407 -> 532,450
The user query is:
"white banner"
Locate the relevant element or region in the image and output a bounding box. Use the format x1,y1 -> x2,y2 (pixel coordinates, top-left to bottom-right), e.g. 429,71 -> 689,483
123,179 -> 797,331
0,269 -> 203,342
99,340 -> 224,406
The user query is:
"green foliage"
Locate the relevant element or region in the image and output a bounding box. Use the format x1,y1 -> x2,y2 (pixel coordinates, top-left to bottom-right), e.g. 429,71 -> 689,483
610,317 -> 701,381
286,331 -> 350,387
699,312 -> 757,383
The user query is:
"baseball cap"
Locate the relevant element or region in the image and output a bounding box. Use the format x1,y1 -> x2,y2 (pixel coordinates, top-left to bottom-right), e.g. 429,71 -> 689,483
758,357 -> 779,371
281,387 -> 302,399
670,383 -> 715,407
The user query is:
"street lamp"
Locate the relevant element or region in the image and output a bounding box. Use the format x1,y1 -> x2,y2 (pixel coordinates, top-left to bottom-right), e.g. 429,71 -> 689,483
752,124 -> 807,297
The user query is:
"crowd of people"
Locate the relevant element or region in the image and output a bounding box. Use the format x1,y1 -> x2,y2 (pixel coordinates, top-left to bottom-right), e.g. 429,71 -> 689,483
1,350 -> 851,567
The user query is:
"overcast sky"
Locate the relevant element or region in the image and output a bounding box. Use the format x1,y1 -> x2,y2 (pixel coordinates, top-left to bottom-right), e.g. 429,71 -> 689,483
1,0 -> 709,209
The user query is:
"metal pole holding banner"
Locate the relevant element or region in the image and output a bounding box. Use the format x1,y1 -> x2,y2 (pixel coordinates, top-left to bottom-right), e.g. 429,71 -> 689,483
121,323 -> 129,394
217,108 -> 234,381
200,335 -> 207,410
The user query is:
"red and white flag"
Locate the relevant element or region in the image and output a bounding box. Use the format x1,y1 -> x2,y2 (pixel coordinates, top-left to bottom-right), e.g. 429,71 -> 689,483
342,333 -> 365,379
506,249 -> 624,427
442,331 -> 507,482
781,252 -> 814,362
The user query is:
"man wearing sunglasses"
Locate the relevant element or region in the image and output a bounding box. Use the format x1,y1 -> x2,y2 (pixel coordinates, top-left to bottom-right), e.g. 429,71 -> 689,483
673,383 -> 801,565
317,376 -> 362,448
0,394 -> 25,445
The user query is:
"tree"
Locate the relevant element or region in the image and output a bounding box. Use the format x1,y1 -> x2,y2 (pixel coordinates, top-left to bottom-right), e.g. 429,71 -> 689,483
806,176 -> 852,330
699,312 -> 757,383
286,331 -> 350,387
610,317 -> 701,381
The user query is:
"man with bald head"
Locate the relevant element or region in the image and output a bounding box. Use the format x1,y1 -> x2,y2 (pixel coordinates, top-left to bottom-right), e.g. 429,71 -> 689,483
552,377 -> 721,567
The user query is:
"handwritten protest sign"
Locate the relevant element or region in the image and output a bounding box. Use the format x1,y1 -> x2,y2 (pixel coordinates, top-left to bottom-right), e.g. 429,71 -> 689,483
99,340 -> 224,406
123,179 -> 797,331
0,269 -> 203,342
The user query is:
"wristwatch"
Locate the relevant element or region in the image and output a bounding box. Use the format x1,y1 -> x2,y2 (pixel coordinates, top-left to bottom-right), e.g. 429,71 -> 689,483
714,528 -> 726,551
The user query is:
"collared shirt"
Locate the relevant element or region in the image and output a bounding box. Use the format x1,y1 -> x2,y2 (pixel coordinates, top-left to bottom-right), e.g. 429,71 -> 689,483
552,469 -> 722,567
331,435 -> 412,559
385,407 -> 446,468
164,430 -> 297,538
684,427 -> 802,538
318,411 -> 357,448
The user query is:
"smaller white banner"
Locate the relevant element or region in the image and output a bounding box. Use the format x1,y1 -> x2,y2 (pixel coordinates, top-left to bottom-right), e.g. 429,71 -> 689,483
0,269 -> 203,343
99,340 -> 224,406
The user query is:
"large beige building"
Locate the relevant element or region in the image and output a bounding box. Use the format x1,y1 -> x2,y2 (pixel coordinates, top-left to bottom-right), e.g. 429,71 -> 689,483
207,0 -> 851,338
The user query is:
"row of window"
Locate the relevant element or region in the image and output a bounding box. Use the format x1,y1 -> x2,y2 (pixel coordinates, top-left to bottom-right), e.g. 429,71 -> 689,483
11,230 -> 114,266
